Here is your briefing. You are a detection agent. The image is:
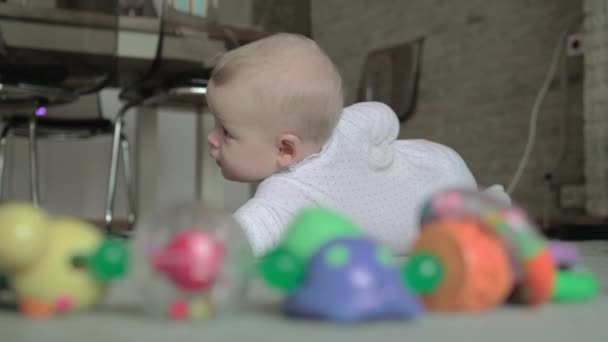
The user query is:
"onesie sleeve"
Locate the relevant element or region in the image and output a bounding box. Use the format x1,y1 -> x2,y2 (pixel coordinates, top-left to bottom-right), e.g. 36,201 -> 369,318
233,177 -> 312,257
233,197 -> 293,257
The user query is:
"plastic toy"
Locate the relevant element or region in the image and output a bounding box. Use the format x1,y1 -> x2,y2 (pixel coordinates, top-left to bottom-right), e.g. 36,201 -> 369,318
258,207 -> 363,291
403,217 -> 514,311
259,207 -> 423,322
0,202 -> 128,318
132,202 -> 254,320
404,189 -> 599,311
152,230 -> 225,291
284,237 -> 422,322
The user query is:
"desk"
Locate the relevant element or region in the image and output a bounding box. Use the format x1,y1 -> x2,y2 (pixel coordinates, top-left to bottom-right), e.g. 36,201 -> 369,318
0,5 -> 266,76
0,4 -> 267,220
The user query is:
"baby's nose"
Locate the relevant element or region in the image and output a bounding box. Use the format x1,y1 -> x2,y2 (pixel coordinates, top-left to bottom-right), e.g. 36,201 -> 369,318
207,130 -> 220,150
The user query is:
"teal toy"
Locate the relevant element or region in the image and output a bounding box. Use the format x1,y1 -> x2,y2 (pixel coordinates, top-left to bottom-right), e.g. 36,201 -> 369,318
72,238 -> 129,282
258,207 -> 363,291
259,207 -> 423,322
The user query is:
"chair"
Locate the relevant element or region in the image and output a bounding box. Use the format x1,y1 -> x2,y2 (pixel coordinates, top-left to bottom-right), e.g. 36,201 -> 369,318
357,39 -> 424,122
0,2 -> 131,222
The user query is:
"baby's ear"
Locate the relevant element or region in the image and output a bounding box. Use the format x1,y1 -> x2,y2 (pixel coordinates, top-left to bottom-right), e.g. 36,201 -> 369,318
277,133 -> 300,168
0,203 -> 49,272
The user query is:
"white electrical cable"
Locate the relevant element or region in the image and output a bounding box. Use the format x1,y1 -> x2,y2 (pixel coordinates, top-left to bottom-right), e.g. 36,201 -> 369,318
506,28 -> 572,194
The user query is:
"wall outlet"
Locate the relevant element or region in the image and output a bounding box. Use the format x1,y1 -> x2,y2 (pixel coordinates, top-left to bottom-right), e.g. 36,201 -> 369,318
566,33 -> 583,56
559,184 -> 586,209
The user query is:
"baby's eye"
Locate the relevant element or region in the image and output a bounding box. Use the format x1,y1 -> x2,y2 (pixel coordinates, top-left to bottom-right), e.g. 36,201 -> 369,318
222,127 -> 230,137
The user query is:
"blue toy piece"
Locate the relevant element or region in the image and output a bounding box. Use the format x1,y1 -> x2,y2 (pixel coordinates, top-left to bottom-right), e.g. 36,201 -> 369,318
284,237 -> 423,322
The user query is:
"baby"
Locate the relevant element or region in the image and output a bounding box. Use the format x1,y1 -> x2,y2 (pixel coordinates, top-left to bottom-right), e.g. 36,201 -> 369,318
206,33 -> 506,256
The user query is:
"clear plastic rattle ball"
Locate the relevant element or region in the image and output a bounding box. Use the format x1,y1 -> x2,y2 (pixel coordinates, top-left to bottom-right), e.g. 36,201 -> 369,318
132,202 -> 254,320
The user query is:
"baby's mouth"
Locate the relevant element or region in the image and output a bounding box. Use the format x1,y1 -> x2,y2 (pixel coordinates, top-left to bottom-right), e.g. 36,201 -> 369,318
209,152 -> 221,167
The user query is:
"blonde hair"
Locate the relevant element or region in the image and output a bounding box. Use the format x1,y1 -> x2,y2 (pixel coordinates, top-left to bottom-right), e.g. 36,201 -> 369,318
210,33 -> 343,143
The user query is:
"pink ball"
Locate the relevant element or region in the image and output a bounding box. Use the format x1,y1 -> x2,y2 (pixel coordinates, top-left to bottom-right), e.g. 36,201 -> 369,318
153,229 -> 225,291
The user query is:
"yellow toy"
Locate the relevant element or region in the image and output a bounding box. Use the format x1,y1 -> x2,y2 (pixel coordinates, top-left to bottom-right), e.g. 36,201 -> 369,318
0,203 -> 128,318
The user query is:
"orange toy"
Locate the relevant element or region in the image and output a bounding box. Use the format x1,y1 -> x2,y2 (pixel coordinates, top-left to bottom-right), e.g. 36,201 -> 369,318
404,188 -> 599,312
405,218 -> 513,311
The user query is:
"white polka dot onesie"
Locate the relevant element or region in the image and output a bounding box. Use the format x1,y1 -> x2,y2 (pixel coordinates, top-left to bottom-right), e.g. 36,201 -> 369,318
234,102 -> 481,256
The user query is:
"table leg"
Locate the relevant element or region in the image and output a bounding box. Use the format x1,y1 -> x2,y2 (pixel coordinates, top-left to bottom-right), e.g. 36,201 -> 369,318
135,106 -> 159,220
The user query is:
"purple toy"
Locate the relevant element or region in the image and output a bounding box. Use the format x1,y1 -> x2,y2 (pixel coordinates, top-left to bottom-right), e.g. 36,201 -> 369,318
284,238 -> 423,322
549,241 -> 580,268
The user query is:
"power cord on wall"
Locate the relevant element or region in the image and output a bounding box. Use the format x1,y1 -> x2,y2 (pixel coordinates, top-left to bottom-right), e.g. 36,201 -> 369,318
506,16 -> 584,195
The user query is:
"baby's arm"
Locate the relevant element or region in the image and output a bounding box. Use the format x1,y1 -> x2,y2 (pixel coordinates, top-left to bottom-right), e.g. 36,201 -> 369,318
233,198 -> 294,256
233,177 -> 311,256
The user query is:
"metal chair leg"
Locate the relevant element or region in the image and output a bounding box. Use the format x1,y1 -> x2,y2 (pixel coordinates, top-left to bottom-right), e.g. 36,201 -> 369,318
105,103 -> 132,233
120,133 -> 136,229
105,117 -> 123,233
28,117 -> 39,207
0,123 -> 13,201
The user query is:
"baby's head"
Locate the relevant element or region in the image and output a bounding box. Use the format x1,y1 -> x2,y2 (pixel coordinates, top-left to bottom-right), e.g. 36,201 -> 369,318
206,33 -> 343,183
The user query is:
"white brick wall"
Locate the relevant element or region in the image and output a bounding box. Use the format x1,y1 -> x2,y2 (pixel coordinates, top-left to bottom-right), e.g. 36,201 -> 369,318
583,0 -> 608,216
311,0 -> 585,218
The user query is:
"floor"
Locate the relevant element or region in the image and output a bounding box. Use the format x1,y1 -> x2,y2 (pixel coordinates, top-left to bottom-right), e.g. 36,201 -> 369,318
1,240 -> 607,342
577,241 -> 608,292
